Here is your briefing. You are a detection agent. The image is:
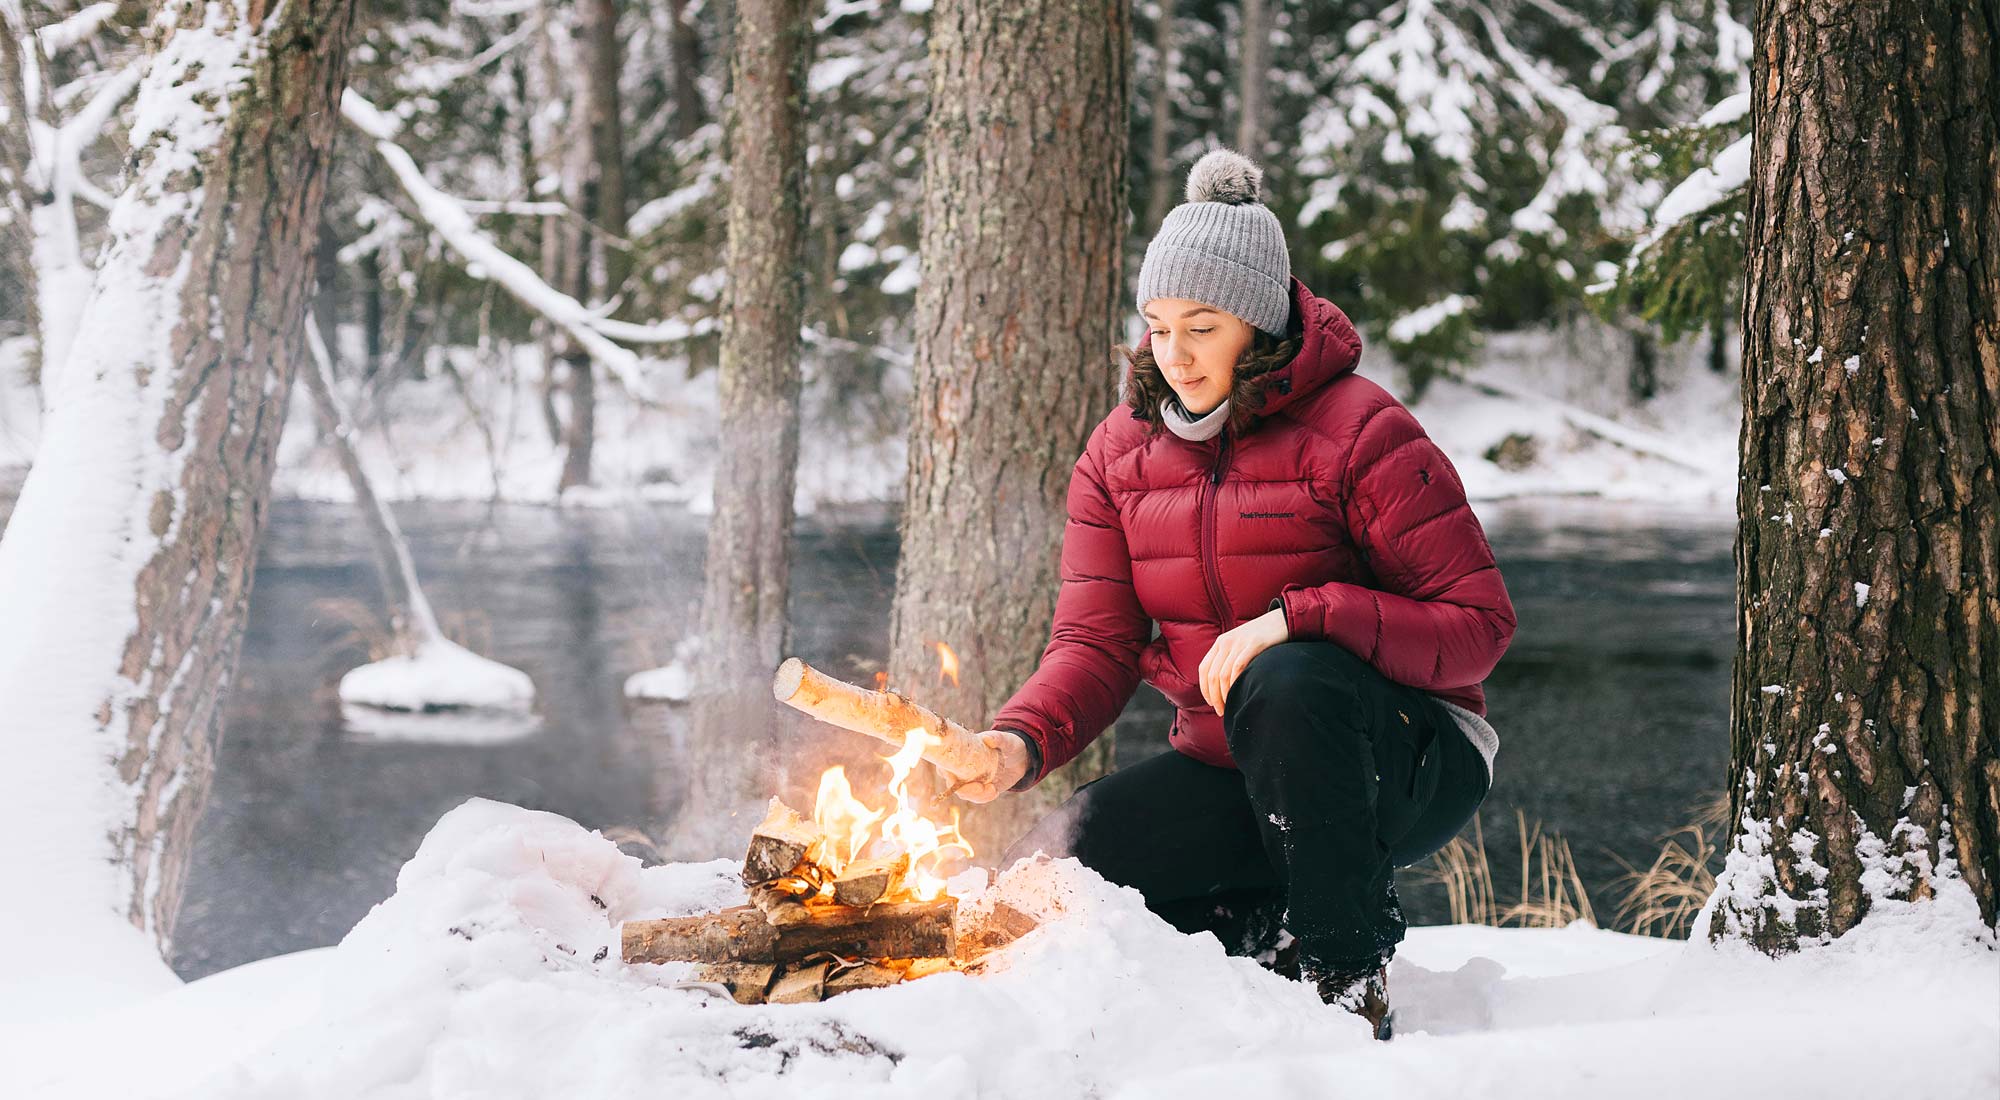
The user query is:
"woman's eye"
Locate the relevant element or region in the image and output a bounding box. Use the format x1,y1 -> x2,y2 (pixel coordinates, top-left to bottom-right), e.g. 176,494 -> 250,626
1150,330 -> 1167,337
1192,328 -> 1213,335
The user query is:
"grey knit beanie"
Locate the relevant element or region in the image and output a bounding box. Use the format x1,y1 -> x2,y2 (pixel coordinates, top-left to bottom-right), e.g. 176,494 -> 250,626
1136,148 -> 1292,336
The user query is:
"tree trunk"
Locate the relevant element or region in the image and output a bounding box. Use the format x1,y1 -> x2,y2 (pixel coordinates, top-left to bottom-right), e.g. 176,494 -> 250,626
557,0 -> 628,495
586,0 -> 631,299
667,0 -> 812,859
1628,325 -> 1658,402
668,0 -> 708,141
0,12 -> 41,387
1710,0 -> 2000,950
0,0 -> 359,965
890,0 -> 1131,854
1234,0 -> 1267,156
1142,0 -> 1180,236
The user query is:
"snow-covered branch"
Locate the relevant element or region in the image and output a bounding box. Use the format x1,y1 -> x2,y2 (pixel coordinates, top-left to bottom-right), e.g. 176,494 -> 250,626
32,0 -> 116,57
341,90 -> 674,400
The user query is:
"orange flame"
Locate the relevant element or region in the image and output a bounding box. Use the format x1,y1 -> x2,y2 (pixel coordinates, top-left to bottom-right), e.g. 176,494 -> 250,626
810,726 -> 975,902
934,641 -> 960,689
874,670 -> 889,692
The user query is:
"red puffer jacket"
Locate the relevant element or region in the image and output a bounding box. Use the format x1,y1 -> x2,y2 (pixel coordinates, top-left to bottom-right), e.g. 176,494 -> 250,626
992,276 -> 1516,785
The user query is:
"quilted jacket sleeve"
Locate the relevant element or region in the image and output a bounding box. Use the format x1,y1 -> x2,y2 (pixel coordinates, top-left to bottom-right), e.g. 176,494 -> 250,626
990,427 -> 1150,788
1274,403 -> 1516,691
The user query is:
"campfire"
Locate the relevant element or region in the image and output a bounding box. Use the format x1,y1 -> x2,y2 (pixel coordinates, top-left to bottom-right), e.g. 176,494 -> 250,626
621,654 -> 1037,1004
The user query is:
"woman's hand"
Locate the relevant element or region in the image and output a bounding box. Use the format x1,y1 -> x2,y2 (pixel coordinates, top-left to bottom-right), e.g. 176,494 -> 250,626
1199,607 -> 1289,717
951,729 -> 1032,804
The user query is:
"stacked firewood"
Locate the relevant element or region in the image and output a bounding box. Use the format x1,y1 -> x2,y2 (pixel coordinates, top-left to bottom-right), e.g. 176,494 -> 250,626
621,798 -> 1035,1004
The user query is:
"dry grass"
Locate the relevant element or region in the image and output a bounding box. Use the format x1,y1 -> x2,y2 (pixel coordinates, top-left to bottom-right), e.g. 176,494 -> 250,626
1408,796 -> 1730,939
309,596 -> 395,662
1609,793 -> 1728,938
308,596 -> 496,663
1406,810 -> 1596,929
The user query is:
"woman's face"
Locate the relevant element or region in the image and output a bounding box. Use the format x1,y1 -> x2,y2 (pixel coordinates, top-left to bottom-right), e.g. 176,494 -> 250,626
1143,298 -> 1255,417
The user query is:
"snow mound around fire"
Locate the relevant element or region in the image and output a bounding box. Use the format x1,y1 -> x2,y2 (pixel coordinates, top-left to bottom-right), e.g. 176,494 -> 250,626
17,798 -> 1997,1100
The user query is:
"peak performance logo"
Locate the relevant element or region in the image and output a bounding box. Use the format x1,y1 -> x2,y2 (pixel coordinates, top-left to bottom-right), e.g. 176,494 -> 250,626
1238,510 -> 1296,520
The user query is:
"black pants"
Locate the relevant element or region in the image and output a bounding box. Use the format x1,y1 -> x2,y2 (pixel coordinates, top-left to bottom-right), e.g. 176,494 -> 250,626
1000,641 -> 1491,977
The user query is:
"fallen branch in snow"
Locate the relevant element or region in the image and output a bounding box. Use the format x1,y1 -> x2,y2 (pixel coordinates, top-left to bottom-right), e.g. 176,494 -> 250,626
1442,371 -> 1718,474
302,314 -> 442,656
339,90 -> 673,403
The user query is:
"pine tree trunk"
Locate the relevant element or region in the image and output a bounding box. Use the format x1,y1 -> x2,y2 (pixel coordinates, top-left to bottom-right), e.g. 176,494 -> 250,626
1711,0 -> 2000,949
1628,326 -> 1658,402
0,13 -> 40,387
0,0 -> 359,955
890,0 -> 1130,854
1234,0 -> 1268,155
667,0 -> 812,859
668,0 -> 708,141
586,0 -> 630,298
1142,0 -> 1180,236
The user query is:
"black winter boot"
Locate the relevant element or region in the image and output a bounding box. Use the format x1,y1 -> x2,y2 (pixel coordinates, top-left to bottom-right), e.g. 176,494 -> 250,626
1309,963 -> 1393,1041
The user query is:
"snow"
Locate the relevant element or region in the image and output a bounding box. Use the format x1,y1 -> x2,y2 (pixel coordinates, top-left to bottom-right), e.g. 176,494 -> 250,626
1386,293 -> 1472,343
0,0 -> 262,1022
1372,319 -> 1740,508
1696,90 -> 1751,128
7,799 -> 1993,1100
338,636 -> 537,713
1643,132 -> 1751,242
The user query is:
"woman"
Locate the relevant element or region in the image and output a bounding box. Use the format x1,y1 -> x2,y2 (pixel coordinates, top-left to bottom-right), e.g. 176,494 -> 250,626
950,149 -> 1516,1040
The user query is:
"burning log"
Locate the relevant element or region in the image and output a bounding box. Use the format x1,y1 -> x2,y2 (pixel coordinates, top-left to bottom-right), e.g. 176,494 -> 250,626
771,657 -> 997,785
831,854 -> 909,908
744,798 -> 824,884
622,897 -> 958,965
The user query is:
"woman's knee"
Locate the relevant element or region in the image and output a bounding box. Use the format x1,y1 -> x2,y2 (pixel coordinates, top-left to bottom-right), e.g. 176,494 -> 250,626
1224,643 -> 1369,751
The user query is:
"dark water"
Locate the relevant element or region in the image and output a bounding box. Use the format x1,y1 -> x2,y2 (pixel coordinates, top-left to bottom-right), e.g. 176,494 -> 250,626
0,486 -> 1736,979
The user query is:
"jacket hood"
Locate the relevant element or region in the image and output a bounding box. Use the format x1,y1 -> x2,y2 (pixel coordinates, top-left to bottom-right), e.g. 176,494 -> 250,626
1136,276 -> 1364,422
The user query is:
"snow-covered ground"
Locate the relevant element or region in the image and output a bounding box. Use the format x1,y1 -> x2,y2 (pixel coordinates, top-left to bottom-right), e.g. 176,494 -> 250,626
7,799 -> 1992,1100
0,317 -> 1738,517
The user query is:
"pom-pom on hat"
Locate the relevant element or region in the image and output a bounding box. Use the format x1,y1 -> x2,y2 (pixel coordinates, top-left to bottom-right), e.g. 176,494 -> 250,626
1136,148 -> 1292,336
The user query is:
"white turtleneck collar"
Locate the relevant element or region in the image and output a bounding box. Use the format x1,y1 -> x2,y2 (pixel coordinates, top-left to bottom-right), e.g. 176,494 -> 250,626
1160,396 -> 1230,441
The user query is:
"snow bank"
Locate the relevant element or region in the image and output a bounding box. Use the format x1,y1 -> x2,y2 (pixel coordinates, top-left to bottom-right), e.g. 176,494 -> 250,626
14,799 -> 1993,1100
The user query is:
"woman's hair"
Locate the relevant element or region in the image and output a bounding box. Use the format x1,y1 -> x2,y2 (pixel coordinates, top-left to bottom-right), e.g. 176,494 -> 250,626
1118,316 -> 1305,438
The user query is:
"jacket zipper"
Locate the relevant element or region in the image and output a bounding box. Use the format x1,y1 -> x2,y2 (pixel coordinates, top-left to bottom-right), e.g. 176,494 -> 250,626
1199,431 -> 1233,629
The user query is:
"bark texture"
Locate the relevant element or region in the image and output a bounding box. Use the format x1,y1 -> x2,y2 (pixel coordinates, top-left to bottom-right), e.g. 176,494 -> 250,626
0,11 -> 39,383
669,0 -> 813,859
889,0 -> 1131,852
1712,0 -> 2000,949
1234,0 -> 1267,155
1142,0 -> 1180,235
101,0 -> 356,944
